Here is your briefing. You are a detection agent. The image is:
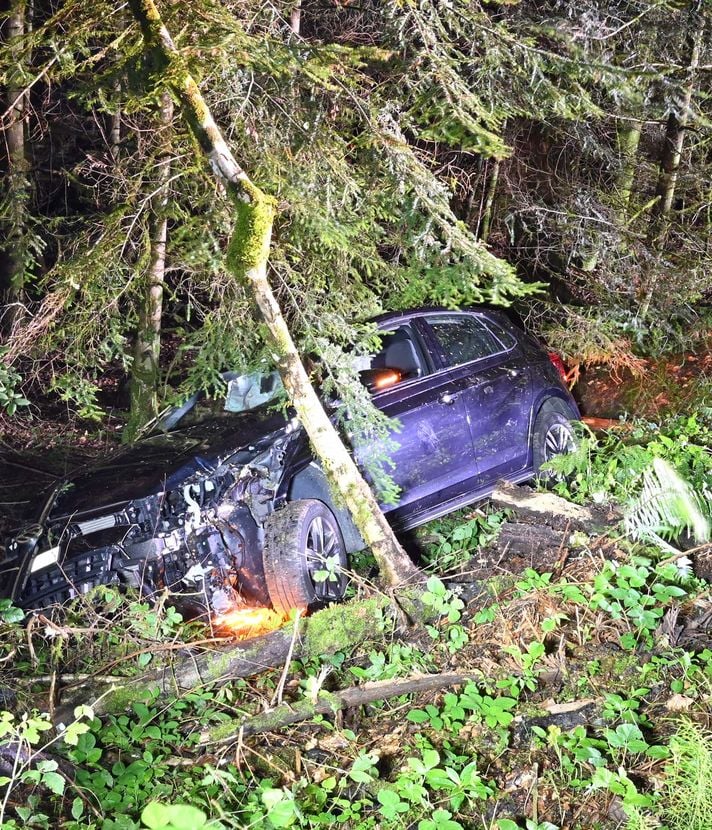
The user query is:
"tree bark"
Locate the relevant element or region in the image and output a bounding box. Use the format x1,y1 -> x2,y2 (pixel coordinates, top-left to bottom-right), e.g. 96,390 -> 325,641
615,122 -> 641,221
640,11 -> 703,319
0,0 -> 28,335
126,0 -> 420,588
478,157 -> 500,243
648,13 -> 702,238
125,90 -> 173,442
290,0 -> 301,35
109,80 -> 121,164
201,672 -> 479,743
489,481 -> 619,534
52,595 -> 394,725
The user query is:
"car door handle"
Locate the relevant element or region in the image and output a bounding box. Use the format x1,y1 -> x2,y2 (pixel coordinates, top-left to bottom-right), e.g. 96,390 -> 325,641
438,391 -> 458,405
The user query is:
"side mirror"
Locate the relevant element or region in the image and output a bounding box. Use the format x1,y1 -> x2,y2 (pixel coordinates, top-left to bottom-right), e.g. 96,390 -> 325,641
359,367 -> 403,393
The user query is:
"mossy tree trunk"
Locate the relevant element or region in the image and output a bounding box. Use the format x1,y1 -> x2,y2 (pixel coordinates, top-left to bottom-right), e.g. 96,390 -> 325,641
124,90 -> 174,442
126,0 -> 419,588
0,0 -> 28,335
615,121 -> 641,222
649,15 -> 702,239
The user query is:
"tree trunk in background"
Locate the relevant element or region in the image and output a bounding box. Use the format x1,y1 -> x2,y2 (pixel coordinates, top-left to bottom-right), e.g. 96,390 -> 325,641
127,0 -> 420,589
615,122 -> 641,221
478,158 -> 500,243
649,18 -> 702,238
290,0 -> 301,35
109,81 -> 121,164
0,0 -> 28,335
125,91 -> 173,442
641,10 -> 703,319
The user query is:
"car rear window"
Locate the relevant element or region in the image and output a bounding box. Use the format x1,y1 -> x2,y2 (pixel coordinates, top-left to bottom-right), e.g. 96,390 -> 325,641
426,314 -> 504,367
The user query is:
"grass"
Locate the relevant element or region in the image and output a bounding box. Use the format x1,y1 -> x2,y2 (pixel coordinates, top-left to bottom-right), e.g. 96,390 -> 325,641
663,719 -> 712,830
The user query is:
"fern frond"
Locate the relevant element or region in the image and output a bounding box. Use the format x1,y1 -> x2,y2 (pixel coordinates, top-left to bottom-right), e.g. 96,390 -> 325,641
624,457 -> 710,545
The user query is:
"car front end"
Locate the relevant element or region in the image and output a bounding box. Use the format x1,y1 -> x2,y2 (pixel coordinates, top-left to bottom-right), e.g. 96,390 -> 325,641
1,414 -> 302,618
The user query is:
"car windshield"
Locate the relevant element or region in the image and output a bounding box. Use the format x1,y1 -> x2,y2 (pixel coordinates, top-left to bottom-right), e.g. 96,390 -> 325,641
157,370 -> 284,431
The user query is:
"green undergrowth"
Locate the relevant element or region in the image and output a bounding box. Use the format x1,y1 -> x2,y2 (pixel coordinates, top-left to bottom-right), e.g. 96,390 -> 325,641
545,412 -> 712,512
1,415 -> 711,829
1,540 -> 709,830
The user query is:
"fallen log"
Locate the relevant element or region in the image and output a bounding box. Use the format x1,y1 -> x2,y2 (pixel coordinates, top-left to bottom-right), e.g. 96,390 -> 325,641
201,671 -> 480,744
497,521 -> 570,558
490,481 -> 619,534
52,593 -> 417,727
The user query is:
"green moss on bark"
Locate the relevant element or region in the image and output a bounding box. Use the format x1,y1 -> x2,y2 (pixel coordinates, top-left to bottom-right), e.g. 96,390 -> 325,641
302,596 -> 388,659
225,184 -> 276,280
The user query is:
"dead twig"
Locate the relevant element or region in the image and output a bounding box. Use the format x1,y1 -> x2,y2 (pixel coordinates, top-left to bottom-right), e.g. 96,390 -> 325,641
201,671 -> 481,744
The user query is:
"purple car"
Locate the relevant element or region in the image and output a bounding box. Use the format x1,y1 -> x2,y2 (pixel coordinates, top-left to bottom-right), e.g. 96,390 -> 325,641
1,308 -> 578,616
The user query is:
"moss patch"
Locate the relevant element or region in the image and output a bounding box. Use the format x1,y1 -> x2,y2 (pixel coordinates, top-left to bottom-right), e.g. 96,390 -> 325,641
302,596 -> 389,659
226,183 -> 276,281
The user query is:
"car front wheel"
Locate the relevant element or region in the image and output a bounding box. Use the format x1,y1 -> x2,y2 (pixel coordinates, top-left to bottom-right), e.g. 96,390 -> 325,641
532,401 -> 576,474
262,499 -> 348,614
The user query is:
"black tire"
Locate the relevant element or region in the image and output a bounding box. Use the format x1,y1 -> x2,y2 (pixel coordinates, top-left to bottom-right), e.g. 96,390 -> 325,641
532,400 -> 577,474
262,499 -> 348,613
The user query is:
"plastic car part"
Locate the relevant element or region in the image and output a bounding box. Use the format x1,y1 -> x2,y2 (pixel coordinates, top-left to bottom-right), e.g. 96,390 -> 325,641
547,351 -> 568,383
262,499 -> 348,613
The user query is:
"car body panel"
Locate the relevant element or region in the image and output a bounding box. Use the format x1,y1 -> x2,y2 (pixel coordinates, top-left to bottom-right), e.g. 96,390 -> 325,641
365,374 -> 476,511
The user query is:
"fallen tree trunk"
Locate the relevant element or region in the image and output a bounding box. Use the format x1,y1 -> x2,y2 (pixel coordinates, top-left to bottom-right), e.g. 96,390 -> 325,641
202,671 -> 479,744
490,481 -> 619,534
126,0 -> 420,592
496,521 -> 571,558
53,595 -> 398,726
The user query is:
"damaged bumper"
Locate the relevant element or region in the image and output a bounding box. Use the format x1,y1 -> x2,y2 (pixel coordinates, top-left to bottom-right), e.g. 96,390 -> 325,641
2,432 -> 298,616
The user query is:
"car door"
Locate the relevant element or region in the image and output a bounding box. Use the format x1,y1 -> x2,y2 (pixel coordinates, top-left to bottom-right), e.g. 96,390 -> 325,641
352,319 -> 477,517
420,312 -> 533,486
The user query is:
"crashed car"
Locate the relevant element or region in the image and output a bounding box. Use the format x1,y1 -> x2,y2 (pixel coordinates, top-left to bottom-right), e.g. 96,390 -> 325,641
1,307 -> 579,617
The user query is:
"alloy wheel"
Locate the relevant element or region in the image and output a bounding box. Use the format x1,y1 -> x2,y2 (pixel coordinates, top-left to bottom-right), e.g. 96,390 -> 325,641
544,422 -> 575,461
305,515 -> 344,602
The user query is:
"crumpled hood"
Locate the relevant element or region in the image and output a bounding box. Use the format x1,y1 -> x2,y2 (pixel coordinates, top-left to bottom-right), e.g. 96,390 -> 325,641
49,408 -> 290,518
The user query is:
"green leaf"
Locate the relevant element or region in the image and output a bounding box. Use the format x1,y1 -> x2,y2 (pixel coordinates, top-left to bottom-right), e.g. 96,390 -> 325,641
64,720 -> 90,746
0,601 -> 24,623
42,770 -> 65,795
262,789 -> 297,827
164,805 -> 209,830
142,802 -> 171,829
71,798 -> 84,820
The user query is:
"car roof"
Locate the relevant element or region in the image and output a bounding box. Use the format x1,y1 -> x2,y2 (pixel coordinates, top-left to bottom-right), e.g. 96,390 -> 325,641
370,305 -> 509,326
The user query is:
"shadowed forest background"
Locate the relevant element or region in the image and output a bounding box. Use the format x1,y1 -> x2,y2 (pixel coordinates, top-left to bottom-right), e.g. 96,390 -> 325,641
1,0 -> 711,438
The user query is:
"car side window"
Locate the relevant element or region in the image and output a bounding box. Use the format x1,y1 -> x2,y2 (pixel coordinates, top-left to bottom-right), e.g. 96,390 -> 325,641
354,323 -> 428,392
483,318 -> 517,350
426,314 -> 503,368
370,325 -> 425,378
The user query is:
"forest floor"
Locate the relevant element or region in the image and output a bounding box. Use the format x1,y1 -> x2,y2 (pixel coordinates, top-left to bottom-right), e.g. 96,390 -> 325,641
0,494 -> 709,829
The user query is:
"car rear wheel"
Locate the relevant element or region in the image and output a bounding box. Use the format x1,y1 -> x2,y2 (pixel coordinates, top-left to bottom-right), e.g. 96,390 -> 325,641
262,499 -> 348,614
532,400 -> 577,474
